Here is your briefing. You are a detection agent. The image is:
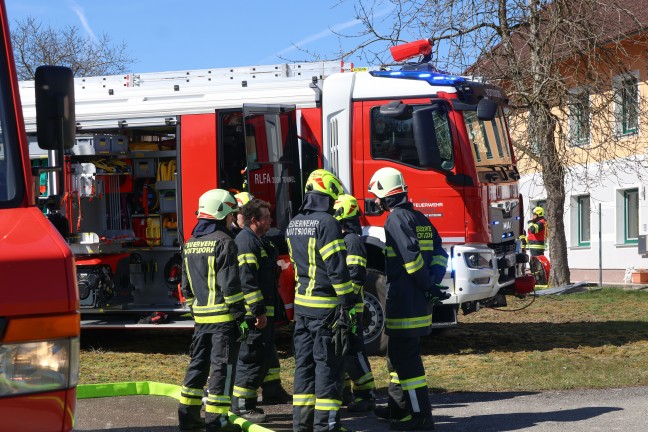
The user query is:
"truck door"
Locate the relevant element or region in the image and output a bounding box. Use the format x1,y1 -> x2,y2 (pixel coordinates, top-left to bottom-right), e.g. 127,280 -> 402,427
242,104 -> 303,238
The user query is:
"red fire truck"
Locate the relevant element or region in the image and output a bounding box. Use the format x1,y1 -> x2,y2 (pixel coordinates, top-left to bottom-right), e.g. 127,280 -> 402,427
21,40 -> 528,354
0,1 -> 79,430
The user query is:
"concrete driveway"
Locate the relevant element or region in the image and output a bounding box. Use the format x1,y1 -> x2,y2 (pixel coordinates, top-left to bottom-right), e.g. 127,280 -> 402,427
75,386 -> 648,431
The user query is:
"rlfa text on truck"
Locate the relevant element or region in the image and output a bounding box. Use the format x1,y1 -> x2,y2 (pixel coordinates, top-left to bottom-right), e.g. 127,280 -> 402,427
20,40 -> 533,354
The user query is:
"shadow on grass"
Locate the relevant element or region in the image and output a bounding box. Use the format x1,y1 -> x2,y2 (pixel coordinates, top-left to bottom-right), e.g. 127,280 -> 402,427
421,321 -> 648,355
82,320 -> 648,356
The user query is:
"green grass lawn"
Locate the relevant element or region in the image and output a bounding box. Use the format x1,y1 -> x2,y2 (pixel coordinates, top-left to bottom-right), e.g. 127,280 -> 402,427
80,288 -> 648,393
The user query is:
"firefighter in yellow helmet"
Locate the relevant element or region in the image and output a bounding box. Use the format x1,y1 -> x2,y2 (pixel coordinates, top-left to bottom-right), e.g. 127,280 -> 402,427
368,167 -> 449,431
334,194 -> 377,413
286,169 -> 356,432
527,206 -> 547,256
178,189 -> 246,432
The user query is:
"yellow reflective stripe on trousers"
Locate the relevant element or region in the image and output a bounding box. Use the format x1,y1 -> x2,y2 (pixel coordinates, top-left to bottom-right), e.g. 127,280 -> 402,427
403,254 -> 424,274
400,375 -> 427,391
307,238 -> 316,296
315,398 -> 341,411
346,255 -> 367,267
233,385 -> 257,398
263,367 -> 280,382
293,394 -> 316,406
266,305 -> 275,317
320,239 -> 346,260
238,253 -> 258,269
386,314 -> 432,330
294,293 -> 339,308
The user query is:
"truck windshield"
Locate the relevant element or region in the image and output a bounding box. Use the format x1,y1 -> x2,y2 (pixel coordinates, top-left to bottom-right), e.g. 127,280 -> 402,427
370,104 -> 454,170
464,107 -> 513,166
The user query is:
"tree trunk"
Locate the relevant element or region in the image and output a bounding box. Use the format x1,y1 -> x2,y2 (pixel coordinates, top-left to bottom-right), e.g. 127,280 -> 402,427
539,114 -> 571,286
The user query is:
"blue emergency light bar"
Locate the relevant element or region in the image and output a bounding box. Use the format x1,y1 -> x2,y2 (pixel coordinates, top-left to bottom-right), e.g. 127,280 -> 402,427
370,70 -> 467,86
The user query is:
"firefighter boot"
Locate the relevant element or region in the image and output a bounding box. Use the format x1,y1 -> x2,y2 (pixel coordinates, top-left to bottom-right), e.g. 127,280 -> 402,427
389,414 -> 435,431
178,405 -> 205,431
347,396 -> 376,412
205,413 -> 241,432
374,403 -> 408,421
231,395 -> 267,423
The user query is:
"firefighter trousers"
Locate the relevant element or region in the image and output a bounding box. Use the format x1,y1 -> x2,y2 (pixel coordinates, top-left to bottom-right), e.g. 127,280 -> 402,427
344,314 -> 375,400
261,340 -> 284,397
293,313 -> 345,432
232,318 -> 275,410
178,325 -> 240,430
386,335 -> 432,418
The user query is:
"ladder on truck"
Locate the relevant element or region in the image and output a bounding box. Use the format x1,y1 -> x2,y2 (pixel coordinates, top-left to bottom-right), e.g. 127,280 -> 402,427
19,60 -> 360,131
75,60 -> 356,91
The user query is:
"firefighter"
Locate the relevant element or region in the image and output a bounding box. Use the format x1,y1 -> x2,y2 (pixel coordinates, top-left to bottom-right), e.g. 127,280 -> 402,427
527,206 -> 547,256
232,192 -> 292,407
367,167 -> 450,431
178,189 -> 246,432
287,168 -> 356,432
333,194 -> 376,413
231,198 -> 280,422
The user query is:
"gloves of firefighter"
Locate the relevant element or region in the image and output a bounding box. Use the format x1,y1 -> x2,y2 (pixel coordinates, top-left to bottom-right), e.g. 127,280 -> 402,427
236,317 -> 257,343
330,306 -> 361,357
423,284 -> 451,305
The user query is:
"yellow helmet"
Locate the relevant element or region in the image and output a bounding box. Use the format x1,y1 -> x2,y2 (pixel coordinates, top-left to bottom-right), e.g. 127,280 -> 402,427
234,192 -> 255,208
533,206 -> 545,217
368,167 -> 408,198
334,194 -> 361,221
304,169 -> 343,199
197,189 -> 238,220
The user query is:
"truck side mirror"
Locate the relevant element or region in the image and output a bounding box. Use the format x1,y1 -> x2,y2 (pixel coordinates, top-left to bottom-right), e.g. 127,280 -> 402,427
412,106 -> 442,168
35,65 -> 76,150
477,98 -> 497,121
379,100 -> 413,119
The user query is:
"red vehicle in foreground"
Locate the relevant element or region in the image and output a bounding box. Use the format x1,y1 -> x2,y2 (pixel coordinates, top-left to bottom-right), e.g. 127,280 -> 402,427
0,1 -> 79,430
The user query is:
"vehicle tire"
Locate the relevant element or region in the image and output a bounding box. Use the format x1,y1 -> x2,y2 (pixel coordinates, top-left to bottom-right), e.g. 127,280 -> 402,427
362,269 -> 388,356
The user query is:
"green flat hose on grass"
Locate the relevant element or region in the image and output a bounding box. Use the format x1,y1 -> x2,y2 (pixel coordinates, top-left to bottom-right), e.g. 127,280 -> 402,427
77,381 -> 274,432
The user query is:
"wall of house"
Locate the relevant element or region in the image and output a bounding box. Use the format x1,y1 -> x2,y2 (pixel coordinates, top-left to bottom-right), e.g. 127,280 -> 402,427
520,157 -> 648,284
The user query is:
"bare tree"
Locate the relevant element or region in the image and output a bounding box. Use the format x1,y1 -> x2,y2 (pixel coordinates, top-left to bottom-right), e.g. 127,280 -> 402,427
11,16 -> 134,80
332,0 -> 648,286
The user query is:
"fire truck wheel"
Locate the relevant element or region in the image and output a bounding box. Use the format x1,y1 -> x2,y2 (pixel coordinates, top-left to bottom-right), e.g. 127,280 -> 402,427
362,269 -> 388,356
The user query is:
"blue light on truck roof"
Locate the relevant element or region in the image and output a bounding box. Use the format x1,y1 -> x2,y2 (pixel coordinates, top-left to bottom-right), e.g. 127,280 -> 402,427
371,70 -> 466,85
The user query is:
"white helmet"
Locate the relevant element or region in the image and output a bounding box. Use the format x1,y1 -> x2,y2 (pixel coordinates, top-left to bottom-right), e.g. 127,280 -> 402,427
197,189 -> 238,220
368,167 -> 408,198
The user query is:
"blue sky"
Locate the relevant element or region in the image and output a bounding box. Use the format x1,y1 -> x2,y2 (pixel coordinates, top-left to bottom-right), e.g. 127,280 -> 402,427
6,0 -> 396,74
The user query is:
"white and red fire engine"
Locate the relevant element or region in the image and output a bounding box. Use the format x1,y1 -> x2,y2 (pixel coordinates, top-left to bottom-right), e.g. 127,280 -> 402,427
20,41 -> 531,354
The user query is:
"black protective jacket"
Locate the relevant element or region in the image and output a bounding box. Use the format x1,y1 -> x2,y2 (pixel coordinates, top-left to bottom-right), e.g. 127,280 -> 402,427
383,196 -> 448,337
286,193 -> 355,318
235,227 -> 279,318
181,220 -> 245,331
342,219 -> 367,313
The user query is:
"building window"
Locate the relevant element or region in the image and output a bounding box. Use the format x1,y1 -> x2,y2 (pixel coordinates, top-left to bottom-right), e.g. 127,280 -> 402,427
577,195 -> 590,246
624,189 -> 639,244
568,91 -> 590,145
614,73 -> 639,136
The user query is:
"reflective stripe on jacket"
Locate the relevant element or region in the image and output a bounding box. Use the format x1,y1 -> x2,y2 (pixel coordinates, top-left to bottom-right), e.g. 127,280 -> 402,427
286,210 -> 355,317
182,228 -> 244,328
344,232 -> 367,313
